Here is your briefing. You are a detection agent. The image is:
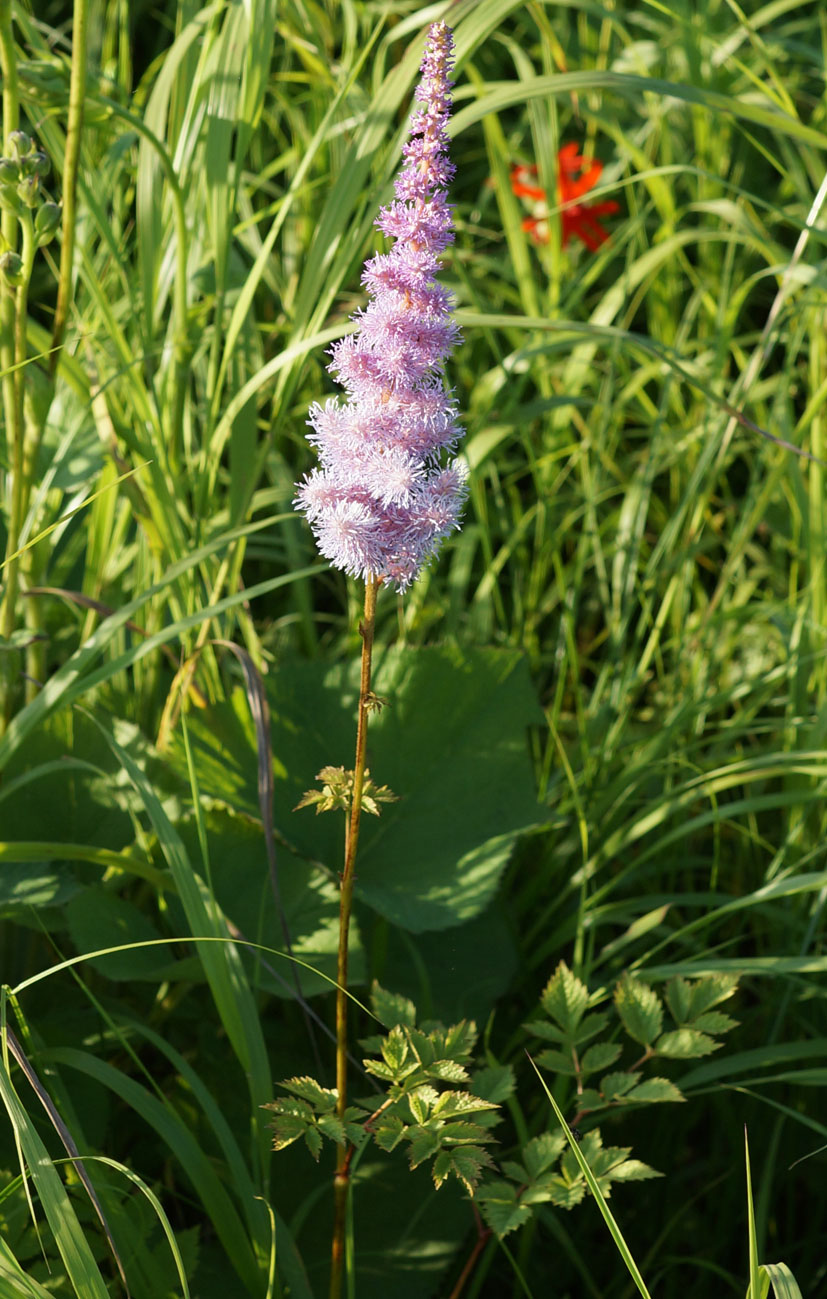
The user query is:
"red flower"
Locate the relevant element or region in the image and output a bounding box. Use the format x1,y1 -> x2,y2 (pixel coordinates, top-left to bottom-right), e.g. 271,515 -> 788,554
510,143 -> 620,251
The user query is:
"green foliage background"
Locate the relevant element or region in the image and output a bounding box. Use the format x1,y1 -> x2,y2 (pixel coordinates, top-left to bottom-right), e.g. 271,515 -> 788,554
1,0 -> 826,1296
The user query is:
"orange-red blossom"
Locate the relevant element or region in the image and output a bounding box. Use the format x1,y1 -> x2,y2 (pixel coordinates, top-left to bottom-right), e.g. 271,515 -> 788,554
510,142 -> 619,251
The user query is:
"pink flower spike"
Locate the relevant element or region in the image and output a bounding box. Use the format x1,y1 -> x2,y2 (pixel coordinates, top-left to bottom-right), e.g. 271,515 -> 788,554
294,21 -> 465,592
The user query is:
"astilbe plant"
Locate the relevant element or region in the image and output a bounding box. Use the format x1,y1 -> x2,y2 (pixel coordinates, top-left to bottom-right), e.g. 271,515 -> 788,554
277,22 -> 467,1298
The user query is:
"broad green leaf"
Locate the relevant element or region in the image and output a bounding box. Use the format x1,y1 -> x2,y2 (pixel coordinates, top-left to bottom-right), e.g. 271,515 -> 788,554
547,1179 -> 588,1209
615,976 -> 664,1046
655,1029 -> 721,1059
540,961 -> 590,1034
626,1078 -> 685,1104
65,888 -> 175,981
174,807 -> 360,1000
580,1042 -> 623,1076
171,647 -> 543,931
304,1126 -> 323,1161
575,1088 -> 604,1112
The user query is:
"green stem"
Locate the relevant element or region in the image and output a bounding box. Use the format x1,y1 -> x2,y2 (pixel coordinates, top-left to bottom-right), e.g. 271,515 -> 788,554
0,208 -> 33,725
50,0 -> 88,373
329,576 -> 378,1299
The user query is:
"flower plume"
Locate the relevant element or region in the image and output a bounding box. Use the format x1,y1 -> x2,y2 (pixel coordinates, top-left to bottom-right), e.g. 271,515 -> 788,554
295,21 -> 466,592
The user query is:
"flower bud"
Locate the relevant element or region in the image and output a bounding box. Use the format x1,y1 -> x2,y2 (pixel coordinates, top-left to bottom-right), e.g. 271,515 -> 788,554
31,151 -> 50,178
0,156 -> 19,185
0,252 -> 25,287
7,130 -> 33,159
17,175 -> 40,208
35,201 -> 61,245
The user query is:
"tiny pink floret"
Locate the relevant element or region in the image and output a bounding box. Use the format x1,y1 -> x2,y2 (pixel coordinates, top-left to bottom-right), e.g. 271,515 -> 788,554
294,21 -> 466,592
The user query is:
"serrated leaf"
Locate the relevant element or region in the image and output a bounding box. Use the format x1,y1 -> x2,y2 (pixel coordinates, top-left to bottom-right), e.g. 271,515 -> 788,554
432,1091 -> 498,1119
432,1146 -> 494,1194
441,1020 -> 478,1060
547,1179 -> 587,1209
471,1064 -> 516,1103
279,1077 -> 338,1110
536,1048 -> 577,1076
575,1088 -> 604,1112
685,973 -> 739,1019
304,1126 -> 323,1161
373,1115 -> 406,1152
476,1181 -> 532,1238
574,1011 -> 610,1046
500,1159 -> 528,1182
580,1041 -> 623,1076
380,1025 -> 409,1072
428,1059 -> 470,1083
269,1113 -> 311,1152
614,976 -> 663,1046
317,1114 -> 347,1144
665,975 -> 692,1024
440,1121 -> 491,1145
362,1059 -> 399,1082
690,1011 -> 738,1035
407,1127 -> 440,1169
408,1090 -> 433,1125
371,981 -> 417,1029
600,1071 -> 640,1101
627,1077 -> 685,1104
655,1028 -> 721,1059
407,1027 -> 436,1066
522,1131 -> 567,1178
605,1158 -> 663,1182
524,1019 -> 565,1043
541,961 -> 589,1034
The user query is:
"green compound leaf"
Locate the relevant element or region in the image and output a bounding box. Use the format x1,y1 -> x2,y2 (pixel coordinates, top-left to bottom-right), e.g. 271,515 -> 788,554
580,1041 -> 623,1076
626,1077 -> 685,1104
540,961 -> 589,1034
655,1029 -> 721,1059
614,975 -> 664,1046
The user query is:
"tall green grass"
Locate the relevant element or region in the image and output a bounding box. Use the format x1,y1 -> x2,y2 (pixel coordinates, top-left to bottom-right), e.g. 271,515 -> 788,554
1,0 -> 826,1295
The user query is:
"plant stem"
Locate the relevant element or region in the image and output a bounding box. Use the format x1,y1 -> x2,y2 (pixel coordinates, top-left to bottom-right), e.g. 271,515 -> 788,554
50,0 -> 87,373
0,0 -> 20,730
329,575 -> 378,1299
